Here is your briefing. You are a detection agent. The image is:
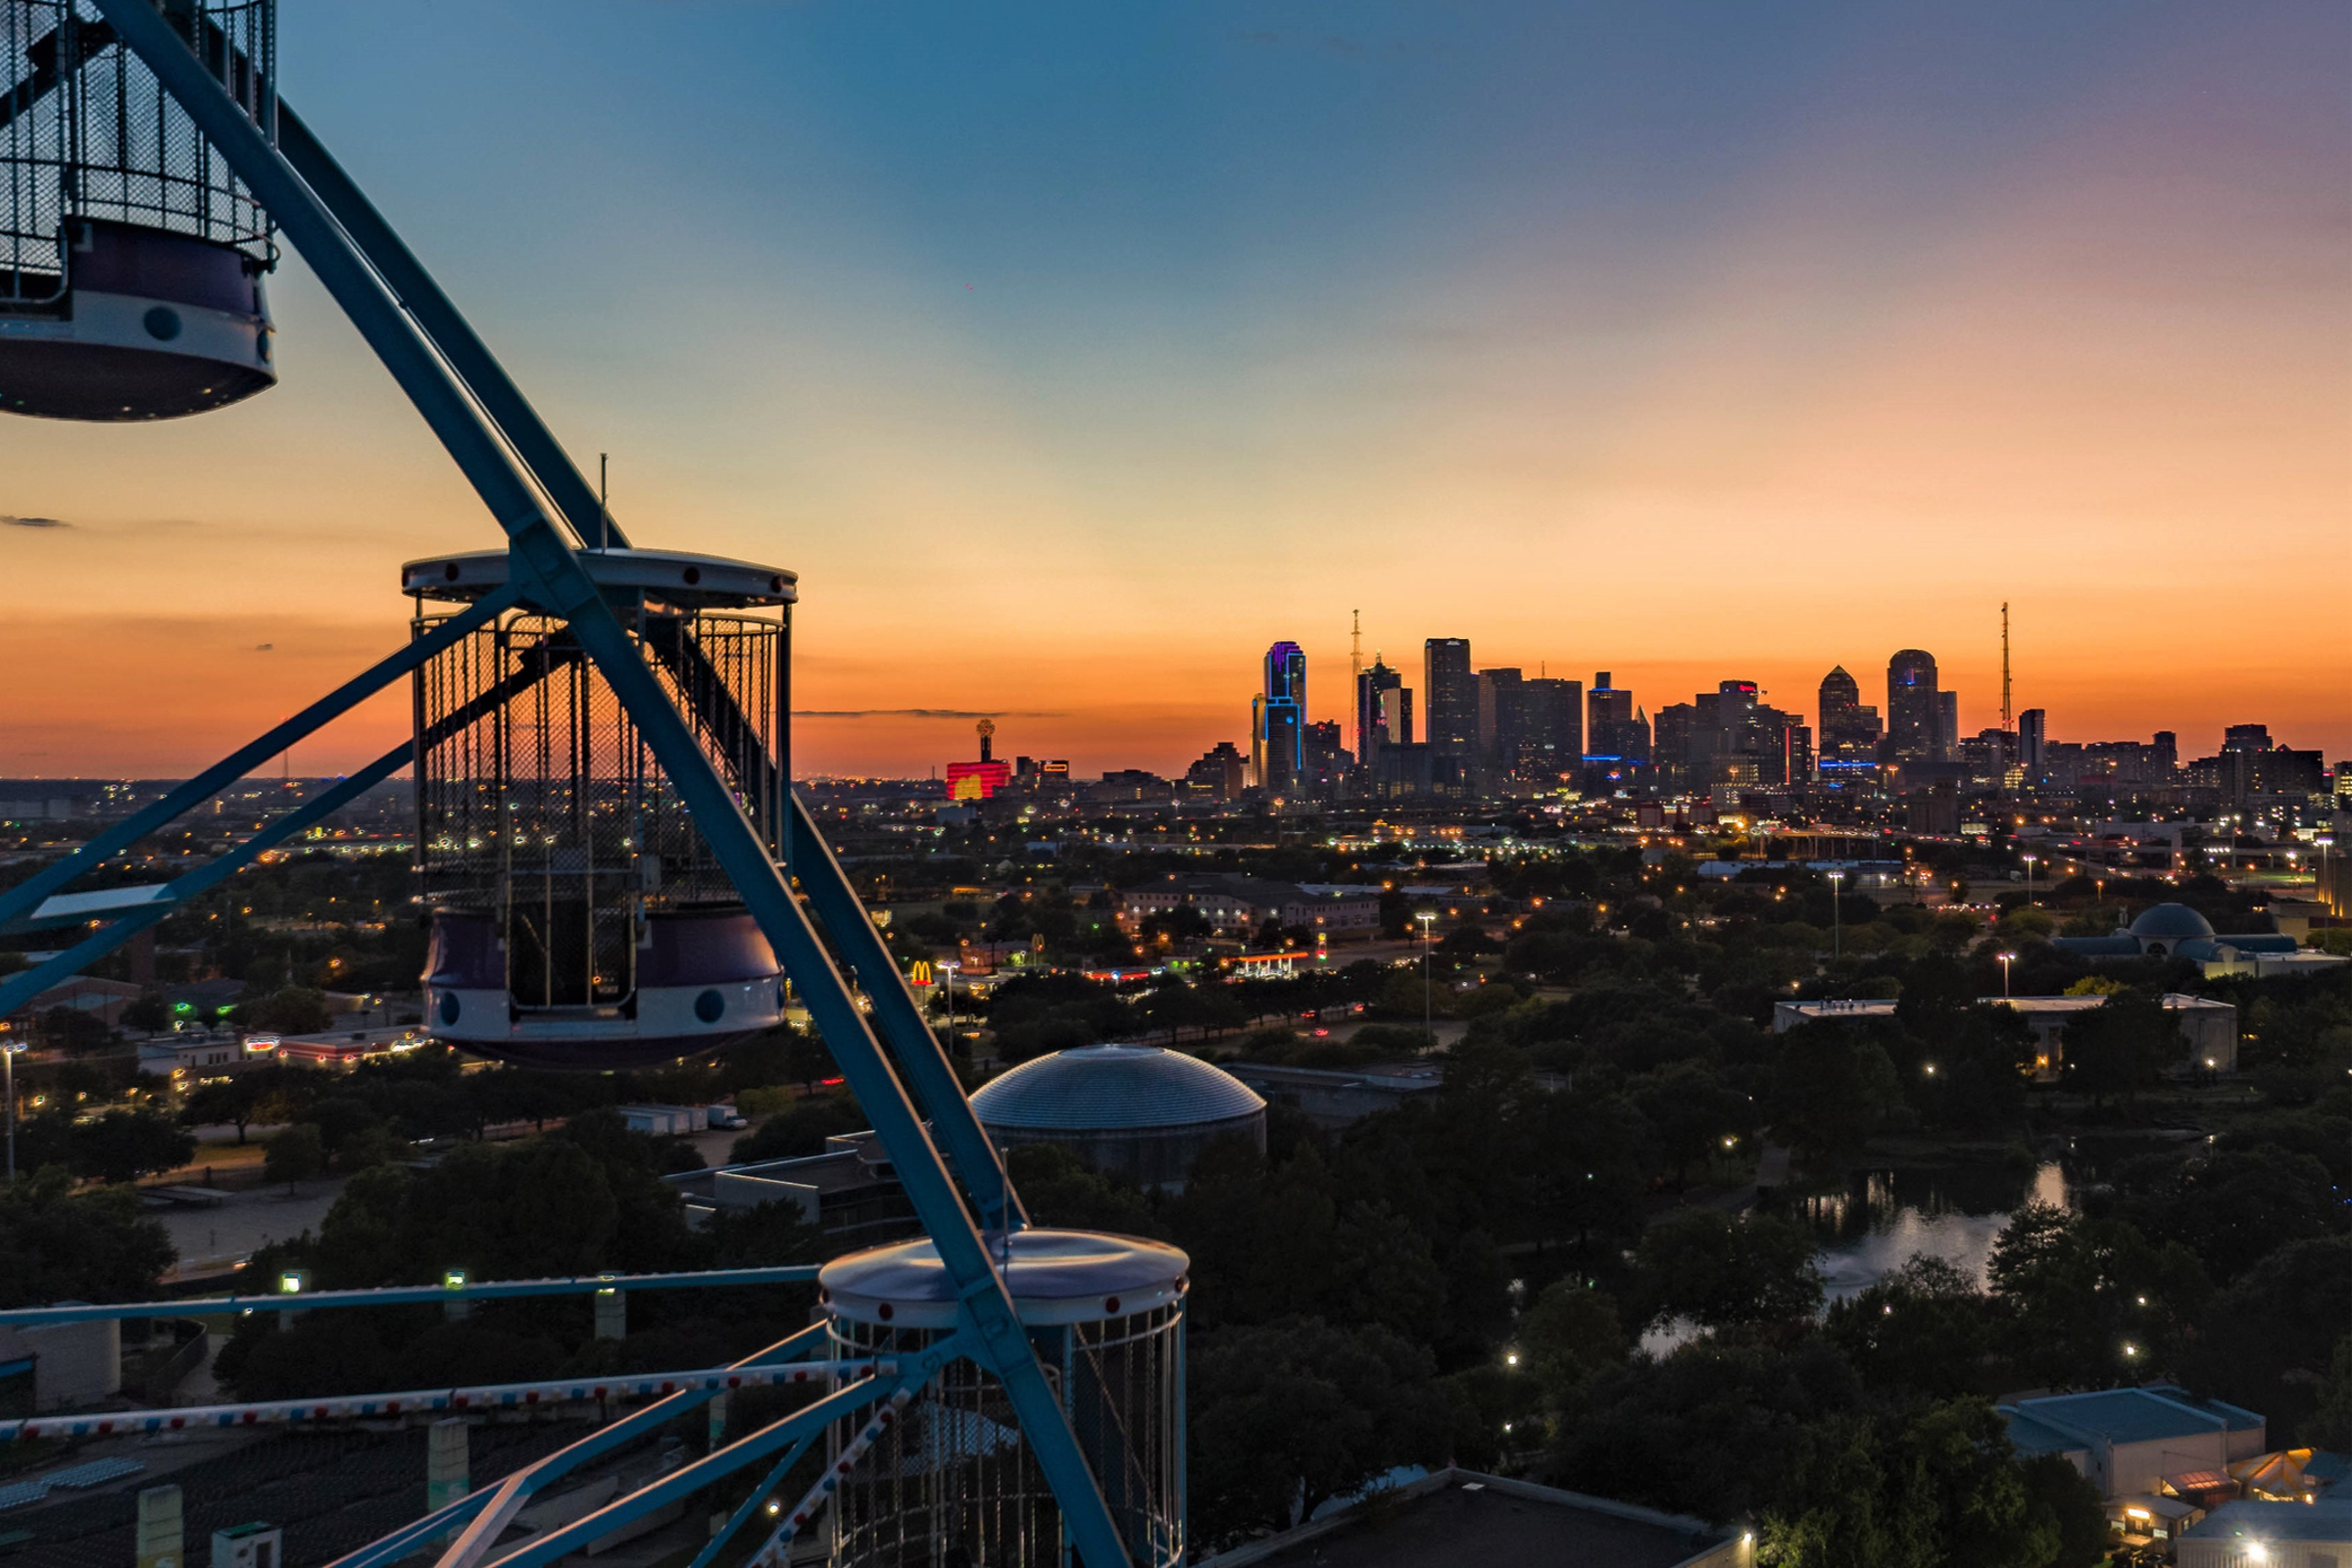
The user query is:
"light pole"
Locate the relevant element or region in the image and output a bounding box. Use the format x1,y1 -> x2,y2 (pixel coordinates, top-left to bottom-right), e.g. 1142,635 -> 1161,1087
1417,911 -> 1437,1048
940,959 -> 960,1048
2021,854 -> 2037,906
1827,868 -> 1846,961
3,1030 -> 22,1182
1997,950 -> 2017,1001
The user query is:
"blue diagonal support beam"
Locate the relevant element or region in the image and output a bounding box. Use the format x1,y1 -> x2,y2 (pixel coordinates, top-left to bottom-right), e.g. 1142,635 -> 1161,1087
94,8 -> 1133,1561
789,791 -> 1029,1233
0,582 -> 517,934
331,1327 -> 830,1568
0,740 -> 413,1022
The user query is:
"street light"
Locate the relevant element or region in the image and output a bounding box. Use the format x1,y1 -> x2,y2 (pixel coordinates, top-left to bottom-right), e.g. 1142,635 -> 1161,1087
1827,868 -> 1845,961
940,958 -> 961,1046
1,1030 -> 23,1183
1997,951 -> 2018,1001
2021,854 -> 2037,906
1417,911 -> 1438,1047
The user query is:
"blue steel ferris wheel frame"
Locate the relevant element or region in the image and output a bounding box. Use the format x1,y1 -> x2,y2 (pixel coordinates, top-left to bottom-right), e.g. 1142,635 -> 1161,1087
2,5 -> 1140,1564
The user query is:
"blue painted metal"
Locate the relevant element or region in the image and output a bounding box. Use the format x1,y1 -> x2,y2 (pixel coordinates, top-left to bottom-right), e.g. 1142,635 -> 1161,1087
0,1359 -> 873,1445
458,1360 -> 949,1568
331,1326 -> 831,1568
0,583 -> 517,935
684,1429 -> 820,1568
0,739 -> 413,1022
0,1267 -> 822,1328
87,9 -> 1133,1561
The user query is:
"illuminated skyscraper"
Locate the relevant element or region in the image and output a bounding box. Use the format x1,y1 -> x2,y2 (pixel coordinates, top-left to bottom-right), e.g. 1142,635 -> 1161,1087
1355,656 -> 1408,770
1817,664 -> 1882,773
1886,650 -> 1942,768
1424,638 -> 1476,762
1587,672 -> 1647,762
1256,640 -> 1306,795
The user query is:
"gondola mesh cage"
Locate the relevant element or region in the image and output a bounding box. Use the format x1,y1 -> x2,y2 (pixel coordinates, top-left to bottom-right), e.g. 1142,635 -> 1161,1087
411,604 -> 784,1008
826,1305 -> 1185,1568
3,0 -> 276,304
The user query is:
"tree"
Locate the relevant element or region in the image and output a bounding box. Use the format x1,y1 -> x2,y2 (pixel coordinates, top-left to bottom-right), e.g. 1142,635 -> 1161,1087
2306,1333 -> 2352,1451
2180,1236 -> 2352,1444
1825,1254 -> 1995,1399
1517,1281 -> 1627,1399
0,1166 -> 174,1308
121,992 -> 172,1033
1004,1143 -> 1162,1238
240,987 -> 336,1034
1188,1317 -> 1470,1546
2061,991 -> 2180,1113
1631,1058 -> 1752,1188
1631,1207 -> 1823,1331
69,1109 -> 197,1185
264,1123 -> 324,1189
1987,1201 -> 2205,1390
1769,1023 -> 1902,1161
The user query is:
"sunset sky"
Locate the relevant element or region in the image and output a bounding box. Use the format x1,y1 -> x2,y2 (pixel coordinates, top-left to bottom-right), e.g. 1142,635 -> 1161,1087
4,0 -> 2346,779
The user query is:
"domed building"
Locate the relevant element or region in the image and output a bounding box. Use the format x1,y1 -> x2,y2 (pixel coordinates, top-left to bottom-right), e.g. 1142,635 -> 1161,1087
971,1044 -> 1266,1192
2127,903 -> 2216,956
2053,901 -> 2300,963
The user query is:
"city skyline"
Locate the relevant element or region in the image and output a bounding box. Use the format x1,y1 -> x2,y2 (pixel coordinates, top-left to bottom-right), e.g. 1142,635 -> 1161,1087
4,0 -> 2347,777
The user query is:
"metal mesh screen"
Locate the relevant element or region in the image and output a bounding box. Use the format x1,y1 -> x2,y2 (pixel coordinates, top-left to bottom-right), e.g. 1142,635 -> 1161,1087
826,1307 -> 1185,1568
2,0 -> 274,303
411,606 -> 783,1009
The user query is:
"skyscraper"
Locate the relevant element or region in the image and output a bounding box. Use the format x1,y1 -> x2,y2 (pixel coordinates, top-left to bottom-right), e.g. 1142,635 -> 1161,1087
1355,657 -> 1408,771
1257,640 -> 1306,795
1937,691 -> 1961,759
1886,650 -> 1941,768
1587,672 -> 1647,762
2018,709 -> 2046,769
1817,665 -> 1882,772
1424,638 -> 1476,763
1519,676 -> 1584,783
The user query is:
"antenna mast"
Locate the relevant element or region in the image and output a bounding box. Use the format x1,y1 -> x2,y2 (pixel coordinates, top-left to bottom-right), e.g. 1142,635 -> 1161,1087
2000,602 -> 2012,731
1349,610 -> 1362,690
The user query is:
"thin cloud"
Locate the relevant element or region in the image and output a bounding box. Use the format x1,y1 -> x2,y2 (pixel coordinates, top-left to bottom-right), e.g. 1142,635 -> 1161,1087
253,643 -> 274,652
793,709 -> 1057,719
1,514 -> 69,529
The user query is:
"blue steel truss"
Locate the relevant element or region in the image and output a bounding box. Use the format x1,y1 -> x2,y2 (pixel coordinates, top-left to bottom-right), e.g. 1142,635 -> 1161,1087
0,5 -> 1137,1562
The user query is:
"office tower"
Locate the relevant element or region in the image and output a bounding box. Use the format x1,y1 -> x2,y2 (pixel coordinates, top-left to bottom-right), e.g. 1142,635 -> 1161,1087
1937,691 -> 1960,759
2018,709 -> 2046,769
1476,668 -> 1524,768
1185,742 -> 1247,801
1817,665 -> 1882,771
1520,677 -> 1583,783
1257,641 -> 1306,795
1587,672 -> 1646,762
2223,723 -> 2274,753
1302,720 -> 1348,798
1424,638 -> 1476,763
1886,649 -> 1941,768
1356,657 -> 1409,771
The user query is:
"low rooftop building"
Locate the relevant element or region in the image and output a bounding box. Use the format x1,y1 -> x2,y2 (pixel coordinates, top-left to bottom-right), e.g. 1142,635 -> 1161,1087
1773,993 -> 2239,1074
2177,1496 -> 2352,1568
2002,1385 -> 2267,1552
1208,1469 -> 1747,1568
1222,1059 -> 1445,1130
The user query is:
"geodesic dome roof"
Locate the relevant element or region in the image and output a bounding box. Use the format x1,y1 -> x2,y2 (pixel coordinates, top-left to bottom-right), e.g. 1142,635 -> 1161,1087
971,1044 -> 1265,1133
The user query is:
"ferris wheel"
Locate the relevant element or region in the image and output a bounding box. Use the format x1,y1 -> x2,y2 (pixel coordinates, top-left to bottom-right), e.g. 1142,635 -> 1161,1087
0,6 -> 1176,1564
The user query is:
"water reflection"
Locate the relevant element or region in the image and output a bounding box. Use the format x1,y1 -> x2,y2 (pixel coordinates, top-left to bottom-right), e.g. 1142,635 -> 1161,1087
1811,1162 -> 2068,1301
1638,1160 -> 2072,1356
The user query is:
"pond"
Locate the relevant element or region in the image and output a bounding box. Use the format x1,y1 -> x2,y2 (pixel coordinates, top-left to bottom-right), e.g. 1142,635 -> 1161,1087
1638,1157 -> 2073,1356
1807,1160 -> 2070,1302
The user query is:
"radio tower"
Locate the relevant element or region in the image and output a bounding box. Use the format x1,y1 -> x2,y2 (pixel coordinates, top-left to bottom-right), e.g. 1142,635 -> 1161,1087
1349,609 -> 1362,691
2000,602 -> 2013,732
